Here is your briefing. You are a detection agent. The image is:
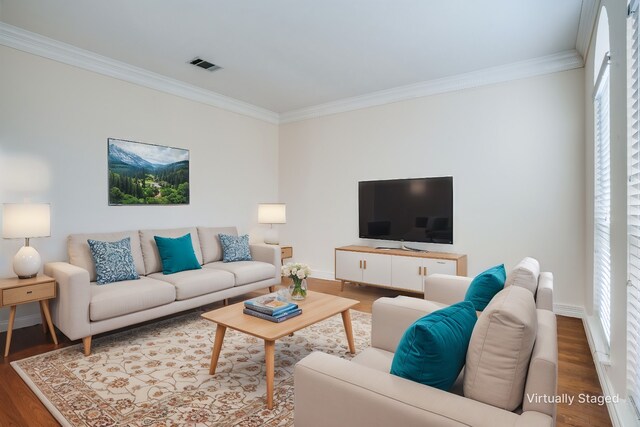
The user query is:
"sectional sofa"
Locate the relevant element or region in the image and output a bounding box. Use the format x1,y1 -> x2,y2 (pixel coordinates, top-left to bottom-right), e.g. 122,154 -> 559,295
44,226 -> 281,355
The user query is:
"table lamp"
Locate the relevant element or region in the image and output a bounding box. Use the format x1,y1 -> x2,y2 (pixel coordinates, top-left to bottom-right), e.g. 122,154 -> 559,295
258,203 -> 286,245
2,203 -> 51,279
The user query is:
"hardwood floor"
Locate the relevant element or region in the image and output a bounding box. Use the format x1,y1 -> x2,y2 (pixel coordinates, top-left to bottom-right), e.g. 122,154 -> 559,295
0,278 -> 611,426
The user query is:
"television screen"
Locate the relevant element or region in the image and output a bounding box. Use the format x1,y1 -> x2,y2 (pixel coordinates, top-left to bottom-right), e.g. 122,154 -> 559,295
358,177 -> 453,244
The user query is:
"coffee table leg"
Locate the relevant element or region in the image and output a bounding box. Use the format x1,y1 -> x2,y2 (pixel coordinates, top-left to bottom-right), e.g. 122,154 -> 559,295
209,324 -> 227,375
265,340 -> 275,409
341,310 -> 356,354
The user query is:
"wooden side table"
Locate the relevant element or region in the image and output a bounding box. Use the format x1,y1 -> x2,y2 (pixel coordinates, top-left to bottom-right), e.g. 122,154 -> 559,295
280,246 -> 293,265
0,274 -> 58,357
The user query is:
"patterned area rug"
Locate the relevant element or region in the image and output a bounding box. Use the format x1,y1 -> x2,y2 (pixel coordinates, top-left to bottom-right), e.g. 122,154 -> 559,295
11,310 -> 371,427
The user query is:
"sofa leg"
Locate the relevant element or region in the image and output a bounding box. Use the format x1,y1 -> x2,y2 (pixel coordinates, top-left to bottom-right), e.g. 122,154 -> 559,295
83,336 -> 92,356
223,299 -> 229,306
340,281 -> 345,292
269,286 -> 275,293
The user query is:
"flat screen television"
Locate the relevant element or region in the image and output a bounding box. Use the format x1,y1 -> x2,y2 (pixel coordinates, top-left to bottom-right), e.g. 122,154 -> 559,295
359,176 -> 453,244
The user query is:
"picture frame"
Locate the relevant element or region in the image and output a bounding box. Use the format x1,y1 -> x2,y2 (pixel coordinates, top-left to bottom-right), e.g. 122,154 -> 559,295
107,138 -> 190,205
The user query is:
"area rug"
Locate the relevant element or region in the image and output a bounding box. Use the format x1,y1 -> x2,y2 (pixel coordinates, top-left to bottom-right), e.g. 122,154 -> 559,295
11,310 -> 372,427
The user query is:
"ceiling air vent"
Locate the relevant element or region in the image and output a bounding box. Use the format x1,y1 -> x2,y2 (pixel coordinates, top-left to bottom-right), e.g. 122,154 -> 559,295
189,57 -> 222,72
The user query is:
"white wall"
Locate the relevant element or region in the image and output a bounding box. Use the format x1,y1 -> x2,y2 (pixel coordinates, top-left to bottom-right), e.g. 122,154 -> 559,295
279,69 -> 585,309
0,45 -> 279,329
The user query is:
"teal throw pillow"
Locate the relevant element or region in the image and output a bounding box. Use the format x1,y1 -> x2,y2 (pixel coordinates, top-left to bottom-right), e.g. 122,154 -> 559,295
390,301 -> 477,391
464,264 -> 506,311
154,233 -> 202,275
219,234 -> 252,262
87,237 -> 139,285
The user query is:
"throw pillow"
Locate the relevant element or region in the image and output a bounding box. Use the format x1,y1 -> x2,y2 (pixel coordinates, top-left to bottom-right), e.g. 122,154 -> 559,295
390,301 -> 477,391
219,233 -> 252,262
154,233 -> 202,275
87,237 -> 140,285
464,264 -> 506,311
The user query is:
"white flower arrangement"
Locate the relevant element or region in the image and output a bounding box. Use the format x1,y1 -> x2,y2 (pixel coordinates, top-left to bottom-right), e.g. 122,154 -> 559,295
282,262 -> 311,299
281,263 -> 311,281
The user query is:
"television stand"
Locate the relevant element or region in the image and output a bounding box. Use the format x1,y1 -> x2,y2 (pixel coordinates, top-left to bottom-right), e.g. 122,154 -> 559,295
335,245 -> 467,294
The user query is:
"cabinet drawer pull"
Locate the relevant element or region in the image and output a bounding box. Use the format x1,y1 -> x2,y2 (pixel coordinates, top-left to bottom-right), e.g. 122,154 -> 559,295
27,291 -> 33,294
418,266 -> 422,275
423,267 -> 428,276
363,260 -> 367,269
437,261 -> 446,264
359,260 -> 362,269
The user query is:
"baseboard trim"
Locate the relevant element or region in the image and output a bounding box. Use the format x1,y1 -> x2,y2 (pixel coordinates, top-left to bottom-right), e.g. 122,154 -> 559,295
0,313 -> 42,333
310,269 -> 335,281
553,303 -> 585,318
582,316 -> 640,426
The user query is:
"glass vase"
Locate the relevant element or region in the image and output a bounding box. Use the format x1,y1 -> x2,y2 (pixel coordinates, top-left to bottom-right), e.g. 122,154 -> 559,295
289,278 -> 308,300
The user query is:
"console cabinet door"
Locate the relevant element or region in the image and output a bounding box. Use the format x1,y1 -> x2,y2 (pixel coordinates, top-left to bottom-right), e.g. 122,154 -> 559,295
335,250 -> 363,282
424,258 -> 457,276
391,256 -> 424,292
361,253 -> 392,286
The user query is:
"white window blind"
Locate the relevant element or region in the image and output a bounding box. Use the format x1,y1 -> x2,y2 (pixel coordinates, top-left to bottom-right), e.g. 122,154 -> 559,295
628,0 -> 640,413
595,51 -> 612,347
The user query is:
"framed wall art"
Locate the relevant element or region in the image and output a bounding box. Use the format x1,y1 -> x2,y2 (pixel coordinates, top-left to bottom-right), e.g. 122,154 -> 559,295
107,138 -> 190,205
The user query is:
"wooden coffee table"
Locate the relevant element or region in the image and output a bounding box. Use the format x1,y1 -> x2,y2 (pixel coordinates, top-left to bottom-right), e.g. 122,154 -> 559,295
201,290 -> 359,409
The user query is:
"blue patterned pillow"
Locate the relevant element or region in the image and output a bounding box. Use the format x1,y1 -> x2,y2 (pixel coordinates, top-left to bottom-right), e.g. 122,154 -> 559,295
87,237 -> 140,285
219,234 -> 252,262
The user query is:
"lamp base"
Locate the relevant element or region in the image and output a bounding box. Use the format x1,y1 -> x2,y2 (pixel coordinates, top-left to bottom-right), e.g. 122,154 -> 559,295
13,245 -> 42,279
264,228 -> 280,245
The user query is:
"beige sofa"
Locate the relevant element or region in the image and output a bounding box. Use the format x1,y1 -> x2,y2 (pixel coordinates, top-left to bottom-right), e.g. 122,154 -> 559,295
295,258 -> 557,426
44,226 -> 280,355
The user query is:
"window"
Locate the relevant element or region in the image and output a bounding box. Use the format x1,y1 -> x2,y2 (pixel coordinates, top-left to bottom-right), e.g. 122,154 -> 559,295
628,0 -> 640,412
594,50 -> 611,347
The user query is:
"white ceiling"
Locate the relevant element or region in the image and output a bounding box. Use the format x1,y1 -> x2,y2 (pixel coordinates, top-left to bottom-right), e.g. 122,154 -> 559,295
0,0 -> 584,114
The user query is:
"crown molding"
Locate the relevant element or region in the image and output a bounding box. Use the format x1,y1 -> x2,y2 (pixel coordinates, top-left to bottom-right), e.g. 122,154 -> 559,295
280,50 -> 584,124
576,0 -> 600,61
0,22 -> 280,124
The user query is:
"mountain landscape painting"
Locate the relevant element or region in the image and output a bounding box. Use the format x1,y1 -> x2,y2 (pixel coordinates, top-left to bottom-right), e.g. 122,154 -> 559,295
108,138 -> 190,205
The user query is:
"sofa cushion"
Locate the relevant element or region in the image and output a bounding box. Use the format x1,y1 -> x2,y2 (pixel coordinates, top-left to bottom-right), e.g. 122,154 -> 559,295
464,264 -> 506,311
464,286 -> 537,411
90,277 -> 175,321
87,237 -> 140,285
149,268 -> 235,300
219,234 -> 252,262
197,226 -> 238,264
139,227 -> 203,274
505,257 -> 540,295
154,233 -> 202,275
204,261 -> 276,286
69,231 -> 146,282
391,301 -> 477,391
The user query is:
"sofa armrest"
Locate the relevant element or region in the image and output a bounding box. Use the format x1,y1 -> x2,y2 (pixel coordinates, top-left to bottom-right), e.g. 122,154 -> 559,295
536,272 -> 554,311
523,309 -> 558,420
249,244 -> 281,279
371,296 -> 447,353
44,262 -> 91,341
424,273 -> 473,305
295,352 -> 552,427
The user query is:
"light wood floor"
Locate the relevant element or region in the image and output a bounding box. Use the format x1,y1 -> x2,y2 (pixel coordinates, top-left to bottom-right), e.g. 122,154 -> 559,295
0,278 -> 611,426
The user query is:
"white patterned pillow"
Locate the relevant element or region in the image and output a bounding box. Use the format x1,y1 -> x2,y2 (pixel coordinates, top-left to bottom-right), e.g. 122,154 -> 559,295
219,234 -> 252,263
87,237 -> 140,285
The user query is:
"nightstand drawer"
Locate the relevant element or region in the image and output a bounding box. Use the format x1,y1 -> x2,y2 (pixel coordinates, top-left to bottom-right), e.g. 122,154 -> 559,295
2,281 -> 55,306
281,246 -> 293,259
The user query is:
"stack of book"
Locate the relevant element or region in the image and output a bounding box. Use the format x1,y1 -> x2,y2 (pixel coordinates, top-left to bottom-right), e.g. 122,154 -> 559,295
243,293 -> 302,322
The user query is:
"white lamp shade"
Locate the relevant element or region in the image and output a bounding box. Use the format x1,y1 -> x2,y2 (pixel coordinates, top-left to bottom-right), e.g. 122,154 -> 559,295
258,203 -> 286,224
2,203 -> 51,239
